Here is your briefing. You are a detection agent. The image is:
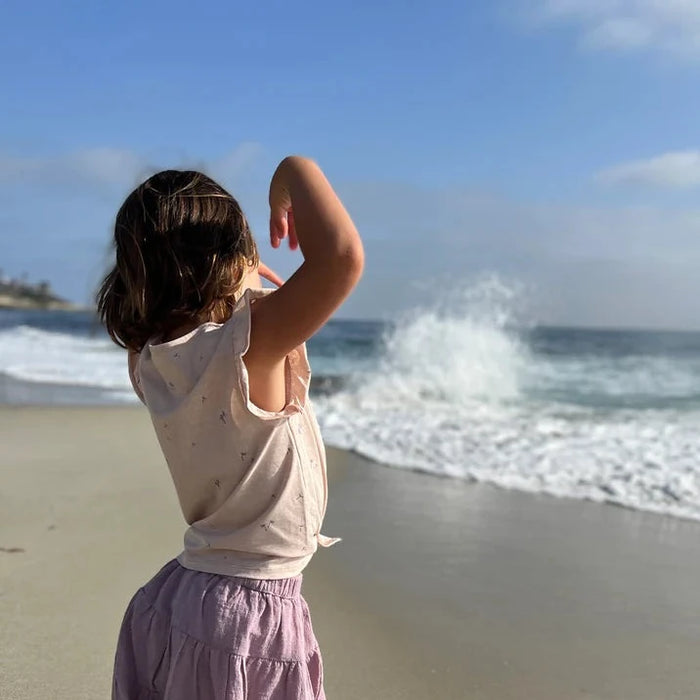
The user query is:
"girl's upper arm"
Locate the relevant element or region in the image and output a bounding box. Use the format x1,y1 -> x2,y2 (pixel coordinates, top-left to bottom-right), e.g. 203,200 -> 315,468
246,254 -> 363,368
246,156 -> 364,368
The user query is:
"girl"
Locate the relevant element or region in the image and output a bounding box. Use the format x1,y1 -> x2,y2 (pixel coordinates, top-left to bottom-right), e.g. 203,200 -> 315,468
97,156 -> 363,699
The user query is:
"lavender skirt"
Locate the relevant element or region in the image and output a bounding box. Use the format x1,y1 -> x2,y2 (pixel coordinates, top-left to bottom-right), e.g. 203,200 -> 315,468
112,559 -> 325,700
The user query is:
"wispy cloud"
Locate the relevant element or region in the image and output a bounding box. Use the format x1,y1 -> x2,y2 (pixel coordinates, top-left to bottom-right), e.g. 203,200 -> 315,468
0,148 -> 149,187
527,0 -> 700,58
337,181 -> 700,327
0,142 -> 263,190
210,142 -> 264,182
5,166 -> 700,327
597,150 -> 700,188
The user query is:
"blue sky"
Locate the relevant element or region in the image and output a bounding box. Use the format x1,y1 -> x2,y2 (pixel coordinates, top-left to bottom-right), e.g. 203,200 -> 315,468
2,0 -> 700,328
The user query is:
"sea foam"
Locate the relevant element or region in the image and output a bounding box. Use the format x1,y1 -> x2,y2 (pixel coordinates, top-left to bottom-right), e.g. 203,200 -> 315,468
316,278 -> 700,521
0,324 -> 134,399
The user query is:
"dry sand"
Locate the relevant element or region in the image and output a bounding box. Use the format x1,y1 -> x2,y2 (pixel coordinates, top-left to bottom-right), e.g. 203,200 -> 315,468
1,406 -> 700,699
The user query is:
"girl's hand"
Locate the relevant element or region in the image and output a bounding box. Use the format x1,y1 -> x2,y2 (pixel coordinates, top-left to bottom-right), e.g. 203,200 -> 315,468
269,209 -> 299,251
257,262 -> 284,288
269,176 -> 299,250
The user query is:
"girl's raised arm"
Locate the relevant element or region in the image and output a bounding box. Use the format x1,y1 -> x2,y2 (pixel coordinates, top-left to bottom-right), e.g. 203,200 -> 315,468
246,156 -> 364,366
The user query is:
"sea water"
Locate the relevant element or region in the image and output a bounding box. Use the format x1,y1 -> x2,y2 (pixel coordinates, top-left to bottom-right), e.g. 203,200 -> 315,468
2,279 -> 699,521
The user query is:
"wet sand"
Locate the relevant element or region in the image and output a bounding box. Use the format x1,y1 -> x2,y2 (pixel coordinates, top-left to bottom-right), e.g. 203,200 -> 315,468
1,406 -> 700,699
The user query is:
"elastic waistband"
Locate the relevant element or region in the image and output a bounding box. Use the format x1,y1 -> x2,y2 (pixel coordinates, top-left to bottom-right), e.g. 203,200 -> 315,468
176,550 -> 312,589
225,573 -> 303,599
175,555 -> 304,599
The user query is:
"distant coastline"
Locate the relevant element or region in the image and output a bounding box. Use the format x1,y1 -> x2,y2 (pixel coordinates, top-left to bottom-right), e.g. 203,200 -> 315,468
0,275 -> 80,311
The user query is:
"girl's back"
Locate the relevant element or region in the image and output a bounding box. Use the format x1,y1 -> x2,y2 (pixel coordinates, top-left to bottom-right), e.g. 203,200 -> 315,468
99,157 -> 363,699
131,287 -> 338,578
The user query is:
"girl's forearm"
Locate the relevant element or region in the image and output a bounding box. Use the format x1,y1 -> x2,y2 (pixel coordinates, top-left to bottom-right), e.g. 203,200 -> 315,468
272,156 -> 363,271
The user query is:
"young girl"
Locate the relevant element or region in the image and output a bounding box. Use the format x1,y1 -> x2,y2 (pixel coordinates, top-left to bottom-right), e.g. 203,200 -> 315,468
97,156 -> 363,699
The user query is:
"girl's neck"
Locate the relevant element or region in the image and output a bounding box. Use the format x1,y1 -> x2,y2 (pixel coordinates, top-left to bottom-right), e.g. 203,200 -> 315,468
161,269 -> 263,343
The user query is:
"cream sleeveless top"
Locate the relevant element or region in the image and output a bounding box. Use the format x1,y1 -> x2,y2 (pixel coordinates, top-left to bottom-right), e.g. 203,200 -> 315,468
128,287 -> 340,579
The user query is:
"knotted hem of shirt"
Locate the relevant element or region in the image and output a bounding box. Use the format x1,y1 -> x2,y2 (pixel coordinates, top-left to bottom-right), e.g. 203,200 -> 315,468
316,533 -> 342,547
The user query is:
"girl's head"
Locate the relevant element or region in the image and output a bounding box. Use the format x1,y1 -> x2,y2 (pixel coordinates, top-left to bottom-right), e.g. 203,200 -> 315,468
97,170 -> 259,352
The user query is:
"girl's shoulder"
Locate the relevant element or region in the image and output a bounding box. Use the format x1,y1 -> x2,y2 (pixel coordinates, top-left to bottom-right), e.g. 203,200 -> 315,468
129,287 -> 311,420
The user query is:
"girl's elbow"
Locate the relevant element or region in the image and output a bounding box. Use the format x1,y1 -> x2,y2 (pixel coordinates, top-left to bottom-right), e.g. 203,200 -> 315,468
338,240 -> 364,286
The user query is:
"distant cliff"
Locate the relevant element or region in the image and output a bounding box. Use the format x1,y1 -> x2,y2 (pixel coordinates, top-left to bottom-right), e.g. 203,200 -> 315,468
0,276 -> 78,310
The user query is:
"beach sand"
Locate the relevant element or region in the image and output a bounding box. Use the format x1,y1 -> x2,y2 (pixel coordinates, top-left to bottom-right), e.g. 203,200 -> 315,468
2,406 -> 700,699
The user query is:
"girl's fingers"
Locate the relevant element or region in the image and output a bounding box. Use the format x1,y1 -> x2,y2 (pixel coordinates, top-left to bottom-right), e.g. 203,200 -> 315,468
287,210 -> 299,251
269,208 -> 299,251
258,262 -> 284,287
269,209 -> 288,249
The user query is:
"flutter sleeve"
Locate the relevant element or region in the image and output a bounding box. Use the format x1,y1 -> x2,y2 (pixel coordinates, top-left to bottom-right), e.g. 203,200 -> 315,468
127,350 -> 147,405
228,288 -> 311,422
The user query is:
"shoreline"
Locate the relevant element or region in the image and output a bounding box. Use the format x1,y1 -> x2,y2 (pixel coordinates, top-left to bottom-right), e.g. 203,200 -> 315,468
1,392 -> 698,527
2,407 -> 700,698
315,447 -> 700,698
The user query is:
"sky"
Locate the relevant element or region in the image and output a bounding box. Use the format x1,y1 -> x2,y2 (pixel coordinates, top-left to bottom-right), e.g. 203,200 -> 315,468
1,0 -> 700,329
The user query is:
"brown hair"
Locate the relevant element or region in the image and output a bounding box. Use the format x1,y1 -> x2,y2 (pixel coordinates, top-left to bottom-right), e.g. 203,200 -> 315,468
96,170 -> 258,352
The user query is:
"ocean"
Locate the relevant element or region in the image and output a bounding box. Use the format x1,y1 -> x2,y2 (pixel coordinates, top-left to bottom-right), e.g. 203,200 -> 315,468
2,280 -> 700,522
